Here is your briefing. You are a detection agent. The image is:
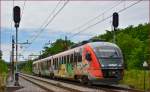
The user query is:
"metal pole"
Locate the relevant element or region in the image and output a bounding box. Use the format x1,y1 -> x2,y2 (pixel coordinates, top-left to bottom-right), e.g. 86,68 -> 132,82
113,27 -> 116,43
16,26 -> 18,72
14,24 -> 19,86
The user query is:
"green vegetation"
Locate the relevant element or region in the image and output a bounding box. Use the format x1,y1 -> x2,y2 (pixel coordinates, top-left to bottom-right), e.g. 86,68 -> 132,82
93,23 -> 150,69
20,23 -> 150,91
20,60 -> 33,74
120,70 -> 150,91
93,23 -> 150,90
0,59 -> 8,91
40,38 -> 74,59
0,59 -> 8,74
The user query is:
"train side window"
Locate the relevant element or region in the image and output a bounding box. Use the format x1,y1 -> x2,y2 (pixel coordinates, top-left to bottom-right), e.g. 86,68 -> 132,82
41,62 -> 43,70
53,58 -> 56,69
64,56 -> 66,64
78,52 -> 82,62
57,58 -> 58,69
74,52 -> 78,63
86,52 -> 92,61
61,56 -> 64,64
61,56 -> 63,64
51,59 -> 53,66
67,55 -> 69,63
59,57 -> 61,66
55,58 -> 57,69
65,55 -> 67,64
49,59 -> 51,66
72,53 -> 74,63
70,54 -> 73,63
43,62 -> 45,70
40,62 -> 42,70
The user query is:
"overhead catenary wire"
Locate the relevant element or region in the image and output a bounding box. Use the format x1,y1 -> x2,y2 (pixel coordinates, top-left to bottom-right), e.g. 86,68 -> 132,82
37,0 -> 62,30
21,0 -> 142,60
68,0 -> 143,39
67,0 -> 123,36
21,0 -> 27,18
27,0 -> 62,43
21,0 -> 69,54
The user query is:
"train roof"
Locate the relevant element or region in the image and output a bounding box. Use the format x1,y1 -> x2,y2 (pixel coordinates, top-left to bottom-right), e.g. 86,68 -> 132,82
33,41 -> 119,64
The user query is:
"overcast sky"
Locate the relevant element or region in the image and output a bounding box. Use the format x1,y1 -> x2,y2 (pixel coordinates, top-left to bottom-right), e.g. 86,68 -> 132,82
1,0 -> 149,62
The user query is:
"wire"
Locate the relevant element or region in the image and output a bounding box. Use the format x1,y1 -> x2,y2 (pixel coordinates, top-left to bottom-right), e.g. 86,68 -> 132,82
21,0 -> 69,53
38,0 -> 62,30
21,0 -> 27,18
69,0 -> 143,39
67,0 -> 123,35
28,0 -> 62,43
21,0 -> 63,53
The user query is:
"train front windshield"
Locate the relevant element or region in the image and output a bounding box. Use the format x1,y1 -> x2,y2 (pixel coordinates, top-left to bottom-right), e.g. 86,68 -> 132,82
94,46 -> 123,68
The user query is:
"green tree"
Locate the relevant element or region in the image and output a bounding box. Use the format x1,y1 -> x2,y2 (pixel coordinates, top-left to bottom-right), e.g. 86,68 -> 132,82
0,59 -> 8,74
40,39 -> 74,58
21,60 -> 33,74
93,23 -> 150,69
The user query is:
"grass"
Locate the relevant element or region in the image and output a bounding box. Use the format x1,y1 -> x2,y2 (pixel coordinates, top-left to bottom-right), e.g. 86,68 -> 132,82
0,73 -> 7,92
120,70 -> 150,91
0,60 -> 8,92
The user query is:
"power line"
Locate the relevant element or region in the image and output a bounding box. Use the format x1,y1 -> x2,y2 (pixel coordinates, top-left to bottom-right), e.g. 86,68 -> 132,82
21,0 -> 27,18
21,0 -> 69,54
69,0 -> 143,39
21,0 -> 63,53
27,0 -> 62,43
38,0 -> 62,30
67,0 -> 123,36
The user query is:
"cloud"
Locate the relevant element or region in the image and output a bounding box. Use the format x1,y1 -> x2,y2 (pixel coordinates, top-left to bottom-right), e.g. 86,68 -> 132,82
1,1 -> 149,61
1,44 -> 11,62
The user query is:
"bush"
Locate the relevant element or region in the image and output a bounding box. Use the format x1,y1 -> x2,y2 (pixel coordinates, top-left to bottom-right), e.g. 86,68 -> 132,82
120,70 -> 150,91
0,59 -> 8,74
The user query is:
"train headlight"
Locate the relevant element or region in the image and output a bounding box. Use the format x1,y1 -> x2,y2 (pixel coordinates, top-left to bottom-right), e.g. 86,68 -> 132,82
101,64 -> 105,67
118,64 -> 122,67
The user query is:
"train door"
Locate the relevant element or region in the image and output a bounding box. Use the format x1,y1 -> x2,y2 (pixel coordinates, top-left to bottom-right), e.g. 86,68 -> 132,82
66,54 -> 73,77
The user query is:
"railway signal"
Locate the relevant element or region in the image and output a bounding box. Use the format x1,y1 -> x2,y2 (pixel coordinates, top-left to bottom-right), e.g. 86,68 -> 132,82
13,6 -> 21,25
13,6 -> 21,86
112,12 -> 119,28
112,12 -> 119,43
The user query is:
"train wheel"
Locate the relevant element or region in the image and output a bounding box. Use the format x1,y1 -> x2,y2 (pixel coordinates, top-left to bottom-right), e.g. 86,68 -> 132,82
81,76 -> 89,84
50,73 -> 54,79
38,72 -> 41,77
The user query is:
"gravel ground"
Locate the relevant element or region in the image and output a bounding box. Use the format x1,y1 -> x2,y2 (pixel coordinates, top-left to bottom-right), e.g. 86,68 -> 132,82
7,77 -> 48,92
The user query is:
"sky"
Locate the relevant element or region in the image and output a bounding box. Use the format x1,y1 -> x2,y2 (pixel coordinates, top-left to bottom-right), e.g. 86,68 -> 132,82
1,0 -> 149,62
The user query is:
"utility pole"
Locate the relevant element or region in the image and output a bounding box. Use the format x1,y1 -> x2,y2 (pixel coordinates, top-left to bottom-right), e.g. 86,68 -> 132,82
65,36 -> 68,50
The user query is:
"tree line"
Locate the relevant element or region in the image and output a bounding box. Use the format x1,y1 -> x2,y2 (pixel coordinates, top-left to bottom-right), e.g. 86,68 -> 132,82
93,23 -> 150,69
22,23 -> 149,70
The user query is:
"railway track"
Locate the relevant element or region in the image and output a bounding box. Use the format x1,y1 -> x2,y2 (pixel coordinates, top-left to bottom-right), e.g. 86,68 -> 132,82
20,73 -> 105,92
19,73 -> 143,92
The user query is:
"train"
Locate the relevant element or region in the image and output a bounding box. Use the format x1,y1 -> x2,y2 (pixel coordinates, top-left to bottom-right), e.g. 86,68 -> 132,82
32,40 -> 124,85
